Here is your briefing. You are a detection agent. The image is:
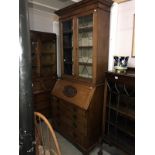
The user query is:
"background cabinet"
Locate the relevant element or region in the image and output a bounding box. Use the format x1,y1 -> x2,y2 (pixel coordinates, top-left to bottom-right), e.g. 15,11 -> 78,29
102,71 -> 135,154
51,0 -> 112,154
30,30 -> 57,117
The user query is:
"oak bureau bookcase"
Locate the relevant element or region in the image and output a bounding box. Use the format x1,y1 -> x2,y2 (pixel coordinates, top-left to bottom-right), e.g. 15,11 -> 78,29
51,0 -> 112,154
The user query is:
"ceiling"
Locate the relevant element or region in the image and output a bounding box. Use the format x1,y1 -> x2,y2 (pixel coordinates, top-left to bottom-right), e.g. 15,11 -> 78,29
28,0 -> 82,13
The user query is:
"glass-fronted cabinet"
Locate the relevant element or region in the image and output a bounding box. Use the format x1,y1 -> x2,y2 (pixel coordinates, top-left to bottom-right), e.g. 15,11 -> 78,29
78,14 -> 93,79
62,14 -> 94,81
56,2 -> 110,84
60,9 -> 109,84
60,1 -> 111,85
54,0 -> 112,154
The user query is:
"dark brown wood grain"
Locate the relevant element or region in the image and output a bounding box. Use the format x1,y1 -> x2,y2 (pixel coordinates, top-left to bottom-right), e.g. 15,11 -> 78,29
101,71 -> 135,155
31,31 -> 57,118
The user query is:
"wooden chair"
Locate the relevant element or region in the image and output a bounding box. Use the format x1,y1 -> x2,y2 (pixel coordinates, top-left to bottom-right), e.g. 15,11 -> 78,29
34,112 -> 61,155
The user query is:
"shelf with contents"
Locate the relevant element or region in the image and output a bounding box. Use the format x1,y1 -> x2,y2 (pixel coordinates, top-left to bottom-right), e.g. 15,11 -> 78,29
78,14 -> 93,28
78,62 -> 92,66
78,74 -> 92,79
106,120 -> 134,137
106,108 -> 135,137
107,92 -> 135,119
79,57 -> 92,63
107,104 -> 135,119
78,26 -> 93,32
78,33 -> 92,46
78,46 -> 93,48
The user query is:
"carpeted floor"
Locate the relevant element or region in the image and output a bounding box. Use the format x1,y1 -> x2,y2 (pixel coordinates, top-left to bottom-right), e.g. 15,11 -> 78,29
55,131 -> 126,155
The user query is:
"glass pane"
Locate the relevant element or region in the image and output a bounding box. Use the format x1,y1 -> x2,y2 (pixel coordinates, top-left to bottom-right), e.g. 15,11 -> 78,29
78,14 -> 93,79
63,20 -> 72,32
78,15 -> 93,47
79,31 -> 92,47
62,19 -> 73,75
79,15 -> 93,28
79,47 -> 92,63
79,65 -> 92,78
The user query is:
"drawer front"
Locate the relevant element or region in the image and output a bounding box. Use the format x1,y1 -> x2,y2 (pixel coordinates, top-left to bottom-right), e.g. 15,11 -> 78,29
52,97 -> 86,117
51,117 -> 86,147
52,103 -> 87,126
51,97 -> 87,136
52,110 -> 87,136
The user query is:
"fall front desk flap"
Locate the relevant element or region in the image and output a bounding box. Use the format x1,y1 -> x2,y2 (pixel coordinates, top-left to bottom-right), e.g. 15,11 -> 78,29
51,79 -> 95,110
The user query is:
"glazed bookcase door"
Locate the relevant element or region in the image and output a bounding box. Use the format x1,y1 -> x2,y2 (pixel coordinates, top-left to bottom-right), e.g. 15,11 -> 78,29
77,14 -> 93,79
62,19 -> 74,76
31,37 -> 41,78
40,39 -> 56,77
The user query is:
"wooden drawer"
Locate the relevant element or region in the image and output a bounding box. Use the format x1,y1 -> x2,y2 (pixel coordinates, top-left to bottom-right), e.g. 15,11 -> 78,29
59,100 -> 86,117
52,105 -> 87,134
52,103 -> 87,125
51,117 -> 86,147
52,96 -> 86,117
51,98 -> 87,135
53,111 -> 87,136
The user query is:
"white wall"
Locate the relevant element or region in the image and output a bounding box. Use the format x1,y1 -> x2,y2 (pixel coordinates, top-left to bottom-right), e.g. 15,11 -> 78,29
53,21 -> 61,77
108,0 -> 135,70
28,8 -> 58,33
